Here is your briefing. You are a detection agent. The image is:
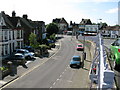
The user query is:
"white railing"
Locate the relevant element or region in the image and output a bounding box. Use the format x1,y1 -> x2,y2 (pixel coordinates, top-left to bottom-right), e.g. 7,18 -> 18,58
78,33 -> 115,89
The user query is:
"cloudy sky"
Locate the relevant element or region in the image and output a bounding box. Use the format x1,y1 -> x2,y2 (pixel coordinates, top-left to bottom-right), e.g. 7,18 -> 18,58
1,0 -> 119,25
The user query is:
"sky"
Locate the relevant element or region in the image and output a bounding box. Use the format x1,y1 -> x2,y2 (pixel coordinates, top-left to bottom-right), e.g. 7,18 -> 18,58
0,0 -> 119,26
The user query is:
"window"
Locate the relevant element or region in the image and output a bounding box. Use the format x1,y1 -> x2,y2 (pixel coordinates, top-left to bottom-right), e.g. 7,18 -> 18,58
9,31 -> 11,40
4,31 -> 8,40
17,30 -> 20,39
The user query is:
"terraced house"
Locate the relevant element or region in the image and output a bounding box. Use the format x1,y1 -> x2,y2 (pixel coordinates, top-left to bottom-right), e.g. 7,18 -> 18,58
0,11 -> 23,60
0,11 -> 45,61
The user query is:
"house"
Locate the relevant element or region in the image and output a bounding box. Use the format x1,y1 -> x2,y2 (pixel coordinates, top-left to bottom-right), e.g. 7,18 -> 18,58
102,26 -> 120,38
0,11 -> 23,60
32,21 -> 45,44
21,15 -> 46,45
80,18 -> 92,25
79,18 -> 92,35
20,14 -> 34,45
68,21 -> 79,35
52,18 -> 68,34
0,11 -> 45,61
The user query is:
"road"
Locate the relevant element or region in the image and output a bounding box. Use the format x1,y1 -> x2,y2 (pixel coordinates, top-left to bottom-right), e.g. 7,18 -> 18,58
104,38 -> 120,89
3,35 -> 91,89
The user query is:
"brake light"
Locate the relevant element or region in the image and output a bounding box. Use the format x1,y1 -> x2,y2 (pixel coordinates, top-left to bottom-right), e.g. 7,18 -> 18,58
118,49 -> 120,52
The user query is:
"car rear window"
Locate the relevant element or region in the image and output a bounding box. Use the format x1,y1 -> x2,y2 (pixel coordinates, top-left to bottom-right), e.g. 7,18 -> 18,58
73,57 -> 81,61
16,51 -> 25,53
113,39 -> 120,46
78,45 -> 82,47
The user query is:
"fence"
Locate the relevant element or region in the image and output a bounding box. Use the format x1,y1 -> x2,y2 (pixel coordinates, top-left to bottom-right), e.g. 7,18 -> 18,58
79,33 -> 115,89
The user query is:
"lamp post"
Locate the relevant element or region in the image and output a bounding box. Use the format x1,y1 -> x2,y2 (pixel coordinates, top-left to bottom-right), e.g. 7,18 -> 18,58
97,19 -> 102,33
82,26 -> 86,68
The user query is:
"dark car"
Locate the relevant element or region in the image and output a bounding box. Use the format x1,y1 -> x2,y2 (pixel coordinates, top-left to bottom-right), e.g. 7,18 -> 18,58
24,46 -> 34,52
12,53 -> 27,64
70,56 -> 81,68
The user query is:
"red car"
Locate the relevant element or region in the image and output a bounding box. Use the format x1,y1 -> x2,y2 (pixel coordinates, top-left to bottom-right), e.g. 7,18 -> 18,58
76,44 -> 84,51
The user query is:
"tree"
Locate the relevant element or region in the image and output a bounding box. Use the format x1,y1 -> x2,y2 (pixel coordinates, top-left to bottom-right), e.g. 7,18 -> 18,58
46,23 -> 59,36
29,32 -> 39,48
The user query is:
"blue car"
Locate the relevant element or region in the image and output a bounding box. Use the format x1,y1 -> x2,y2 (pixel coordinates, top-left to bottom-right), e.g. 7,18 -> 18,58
70,56 -> 81,68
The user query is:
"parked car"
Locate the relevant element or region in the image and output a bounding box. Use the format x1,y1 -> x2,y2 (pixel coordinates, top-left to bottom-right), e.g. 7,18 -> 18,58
70,56 -> 81,68
109,38 -> 120,70
47,39 -> 56,48
15,49 -> 35,60
24,46 -> 34,52
12,53 -> 26,64
76,44 -> 84,51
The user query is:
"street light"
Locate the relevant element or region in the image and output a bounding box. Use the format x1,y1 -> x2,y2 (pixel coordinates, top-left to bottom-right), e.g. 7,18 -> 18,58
82,27 -> 86,68
97,19 -> 102,33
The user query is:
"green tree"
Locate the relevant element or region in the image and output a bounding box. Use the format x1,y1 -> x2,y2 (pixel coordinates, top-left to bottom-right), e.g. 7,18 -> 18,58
29,32 -> 39,48
46,23 -> 59,35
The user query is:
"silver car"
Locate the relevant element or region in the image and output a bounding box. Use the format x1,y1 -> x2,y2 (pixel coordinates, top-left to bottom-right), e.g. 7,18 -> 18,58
15,49 -> 35,59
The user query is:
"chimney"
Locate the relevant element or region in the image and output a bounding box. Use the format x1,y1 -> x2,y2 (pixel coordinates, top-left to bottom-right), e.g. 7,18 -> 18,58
70,21 -> 72,25
1,11 -> 5,14
12,11 -> 16,17
23,14 -> 28,19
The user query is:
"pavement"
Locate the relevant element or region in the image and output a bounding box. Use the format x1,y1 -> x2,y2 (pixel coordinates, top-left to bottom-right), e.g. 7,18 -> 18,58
0,39 -> 61,88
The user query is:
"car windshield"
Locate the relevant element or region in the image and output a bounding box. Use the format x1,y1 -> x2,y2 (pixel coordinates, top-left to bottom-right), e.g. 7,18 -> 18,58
113,39 -> 120,46
73,57 -> 80,61
15,55 -> 23,57
16,51 -> 25,54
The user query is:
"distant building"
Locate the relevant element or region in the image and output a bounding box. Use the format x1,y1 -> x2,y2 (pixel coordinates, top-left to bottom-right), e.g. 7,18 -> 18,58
118,1 -> 120,25
52,18 -> 68,34
84,25 -> 99,36
102,26 -> 120,38
79,18 -> 92,35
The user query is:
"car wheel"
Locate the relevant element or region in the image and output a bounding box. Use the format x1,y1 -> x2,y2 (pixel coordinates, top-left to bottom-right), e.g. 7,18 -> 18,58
70,65 -> 72,68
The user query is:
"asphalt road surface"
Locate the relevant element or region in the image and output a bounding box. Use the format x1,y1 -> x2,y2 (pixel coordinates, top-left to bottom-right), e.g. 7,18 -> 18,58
3,35 -> 91,89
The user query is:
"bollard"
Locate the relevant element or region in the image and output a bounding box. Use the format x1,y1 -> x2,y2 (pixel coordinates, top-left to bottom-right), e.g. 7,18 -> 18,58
7,61 -> 13,75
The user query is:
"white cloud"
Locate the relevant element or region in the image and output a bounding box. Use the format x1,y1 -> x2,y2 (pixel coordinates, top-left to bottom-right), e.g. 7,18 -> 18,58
105,8 -> 118,13
92,0 -> 119,2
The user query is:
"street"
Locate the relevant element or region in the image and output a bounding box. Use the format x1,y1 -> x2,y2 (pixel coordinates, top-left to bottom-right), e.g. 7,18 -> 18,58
2,35 -> 92,89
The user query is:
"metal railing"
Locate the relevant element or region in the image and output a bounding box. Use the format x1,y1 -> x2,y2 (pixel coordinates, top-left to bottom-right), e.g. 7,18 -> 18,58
89,33 -> 115,89
78,33 -> 115,89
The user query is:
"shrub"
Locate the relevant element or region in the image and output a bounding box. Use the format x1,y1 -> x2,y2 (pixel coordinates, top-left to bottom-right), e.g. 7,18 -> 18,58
0,66 -> 8,71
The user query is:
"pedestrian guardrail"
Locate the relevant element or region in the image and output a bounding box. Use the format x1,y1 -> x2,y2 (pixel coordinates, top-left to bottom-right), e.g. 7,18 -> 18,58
78,34 -> 115,89
89,33 -> 115,89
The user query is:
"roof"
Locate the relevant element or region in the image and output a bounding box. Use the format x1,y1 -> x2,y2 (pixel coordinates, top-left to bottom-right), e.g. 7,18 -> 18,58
0,11 -> 14,28
53,18 -> 68,25
72,56 -> 81,58
8,17 -> 22,29
77,44 -> 83,45
15,53 -> 24,56
80,18 -> 92,25
103,26 -> 120,31
20,18 -> 33,29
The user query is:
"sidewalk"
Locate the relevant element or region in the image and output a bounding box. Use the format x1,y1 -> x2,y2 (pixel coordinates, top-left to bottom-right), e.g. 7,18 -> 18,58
0,40 -> 60,88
